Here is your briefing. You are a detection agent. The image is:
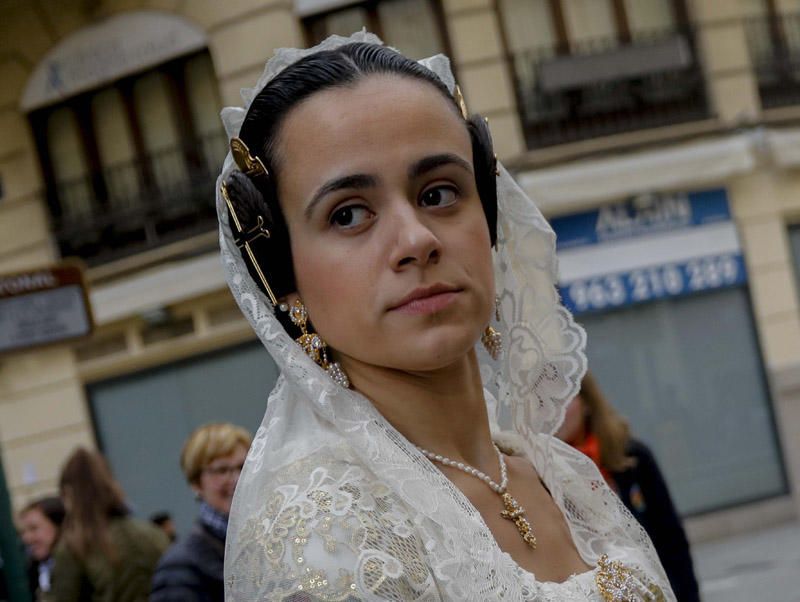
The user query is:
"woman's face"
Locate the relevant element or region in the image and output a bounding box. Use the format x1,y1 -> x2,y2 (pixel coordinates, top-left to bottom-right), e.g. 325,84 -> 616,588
193,444 -> 248,515
19,508 -> 59,561
276,75 -> 495,374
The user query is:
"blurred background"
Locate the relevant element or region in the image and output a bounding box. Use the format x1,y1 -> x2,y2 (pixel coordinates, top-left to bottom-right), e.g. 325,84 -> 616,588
0,0 -> 799,599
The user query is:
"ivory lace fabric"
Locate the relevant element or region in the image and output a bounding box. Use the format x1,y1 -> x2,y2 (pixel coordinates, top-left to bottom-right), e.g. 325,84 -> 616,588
217,32 -> 675,602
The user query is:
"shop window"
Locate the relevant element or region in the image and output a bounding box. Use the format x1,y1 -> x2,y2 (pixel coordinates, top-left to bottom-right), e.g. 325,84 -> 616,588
580,289 -> 786,514
29,52 -> 225,265
89,342 -> 279,536
552,189 -> 787,514
304,0 -> 449,60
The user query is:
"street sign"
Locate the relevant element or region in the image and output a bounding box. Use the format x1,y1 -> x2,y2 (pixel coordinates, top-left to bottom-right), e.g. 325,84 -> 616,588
0,263 -> 93,354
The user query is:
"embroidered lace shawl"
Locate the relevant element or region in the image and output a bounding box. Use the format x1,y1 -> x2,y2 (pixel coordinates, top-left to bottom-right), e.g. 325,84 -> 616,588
217,32 -> 675,602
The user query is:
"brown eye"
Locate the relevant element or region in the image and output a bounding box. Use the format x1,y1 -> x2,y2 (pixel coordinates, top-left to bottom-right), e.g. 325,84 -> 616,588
330,205 -> 374,229
420,186 -> 458,208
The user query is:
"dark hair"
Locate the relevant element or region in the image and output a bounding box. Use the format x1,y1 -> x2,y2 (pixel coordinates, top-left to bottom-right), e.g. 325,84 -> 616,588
20,496 -> 65,528
59,448 -> 129,561
149,511 -> 171,526
224,42 -> 498,307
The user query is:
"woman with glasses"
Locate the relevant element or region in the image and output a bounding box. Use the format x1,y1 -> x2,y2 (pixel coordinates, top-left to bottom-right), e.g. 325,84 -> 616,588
150,423 -> 250,602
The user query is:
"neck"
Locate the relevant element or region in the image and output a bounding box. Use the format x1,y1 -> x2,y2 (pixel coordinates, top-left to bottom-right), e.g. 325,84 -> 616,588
342,348 -> 496,471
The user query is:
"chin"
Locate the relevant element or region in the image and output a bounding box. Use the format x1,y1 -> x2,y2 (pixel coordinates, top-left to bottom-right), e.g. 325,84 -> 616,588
393,330 -> 480,371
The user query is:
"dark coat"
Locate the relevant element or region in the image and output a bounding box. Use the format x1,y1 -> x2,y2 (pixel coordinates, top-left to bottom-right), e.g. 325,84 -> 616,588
149,520 -> 225,602
612,439 -> 701,602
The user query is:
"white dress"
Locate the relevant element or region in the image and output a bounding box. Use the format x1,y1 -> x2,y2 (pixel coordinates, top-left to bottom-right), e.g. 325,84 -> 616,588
217,32 -> 675,602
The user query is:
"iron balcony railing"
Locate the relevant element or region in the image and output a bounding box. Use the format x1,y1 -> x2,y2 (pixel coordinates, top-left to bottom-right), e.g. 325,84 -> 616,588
52,131 -> 227,265
511,28 -> 710,149
745,12 -> 800,110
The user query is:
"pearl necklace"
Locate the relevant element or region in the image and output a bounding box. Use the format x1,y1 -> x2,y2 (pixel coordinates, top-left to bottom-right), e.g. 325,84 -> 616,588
418,443 -> 537,550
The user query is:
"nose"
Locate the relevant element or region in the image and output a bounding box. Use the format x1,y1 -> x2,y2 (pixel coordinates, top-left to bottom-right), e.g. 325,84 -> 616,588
388,202 -> 442,270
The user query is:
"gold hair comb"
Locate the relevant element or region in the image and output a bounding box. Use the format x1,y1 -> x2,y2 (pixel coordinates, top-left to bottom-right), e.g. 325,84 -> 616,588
230,137 -> 269,179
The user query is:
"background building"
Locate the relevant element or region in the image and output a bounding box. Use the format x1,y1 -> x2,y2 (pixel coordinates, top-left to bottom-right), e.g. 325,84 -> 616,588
1,0 -> 799,561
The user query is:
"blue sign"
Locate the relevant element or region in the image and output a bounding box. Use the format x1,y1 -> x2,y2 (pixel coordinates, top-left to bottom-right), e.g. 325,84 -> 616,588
553,189 -> 746,315
551,189 -> 732,250
560,254 -> 747,315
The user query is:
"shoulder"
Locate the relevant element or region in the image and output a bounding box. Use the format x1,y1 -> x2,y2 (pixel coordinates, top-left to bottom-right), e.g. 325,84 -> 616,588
112,516 -> 169,552
226,447 -> 438,600
159,524 -> 223,571
152,527 -> 223,597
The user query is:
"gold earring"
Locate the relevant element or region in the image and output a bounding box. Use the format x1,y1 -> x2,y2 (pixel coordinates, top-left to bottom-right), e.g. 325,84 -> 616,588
482,296 -> 502,361
287,300 -> 350,388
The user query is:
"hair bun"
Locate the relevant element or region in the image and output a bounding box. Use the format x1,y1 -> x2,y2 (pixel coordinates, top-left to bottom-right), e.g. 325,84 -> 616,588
224,169 -> 274,231
222,169 -> 297,304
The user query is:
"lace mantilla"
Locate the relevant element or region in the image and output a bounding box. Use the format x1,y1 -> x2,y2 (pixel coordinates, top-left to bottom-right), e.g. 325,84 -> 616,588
218,32 -> 674,601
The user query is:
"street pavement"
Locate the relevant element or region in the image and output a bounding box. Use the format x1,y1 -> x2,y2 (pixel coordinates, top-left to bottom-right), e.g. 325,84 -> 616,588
693,520 -> 800,602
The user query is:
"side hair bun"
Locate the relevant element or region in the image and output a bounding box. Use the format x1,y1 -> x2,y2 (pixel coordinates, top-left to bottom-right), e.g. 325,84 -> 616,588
223,170 -> 296,304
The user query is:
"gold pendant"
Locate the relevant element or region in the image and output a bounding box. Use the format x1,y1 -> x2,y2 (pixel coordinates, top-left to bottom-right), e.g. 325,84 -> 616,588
500,492 -> 537,549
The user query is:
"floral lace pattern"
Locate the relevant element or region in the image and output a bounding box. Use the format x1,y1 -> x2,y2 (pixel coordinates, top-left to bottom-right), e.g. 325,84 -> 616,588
217,32 -> 675,602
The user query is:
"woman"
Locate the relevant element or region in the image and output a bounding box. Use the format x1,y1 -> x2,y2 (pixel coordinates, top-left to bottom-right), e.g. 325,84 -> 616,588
19,496 -> 65,599
556,372 -> 700,601
47,448 -> 168,602
150,423 -> 251,601
219,32 -> 673,600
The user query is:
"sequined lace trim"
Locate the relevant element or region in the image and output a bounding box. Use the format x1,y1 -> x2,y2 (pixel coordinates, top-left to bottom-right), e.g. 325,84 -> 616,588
595,555 -> 666,601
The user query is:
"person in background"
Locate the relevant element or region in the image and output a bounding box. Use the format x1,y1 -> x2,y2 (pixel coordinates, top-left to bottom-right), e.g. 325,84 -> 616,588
19,496 -> 65,600
556,371 -> 701,602
149,512 -> 177,543
47,448 -> 168,602
150,423 -> 251,602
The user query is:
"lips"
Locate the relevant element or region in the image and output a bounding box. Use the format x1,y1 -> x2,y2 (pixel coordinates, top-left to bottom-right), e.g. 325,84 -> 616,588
389,283 -> 462,315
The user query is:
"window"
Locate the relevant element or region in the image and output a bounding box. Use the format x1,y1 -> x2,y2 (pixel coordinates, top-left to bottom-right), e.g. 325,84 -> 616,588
499,0 -> 704,148
304,0 -> 449,60
29,52 -> 225,264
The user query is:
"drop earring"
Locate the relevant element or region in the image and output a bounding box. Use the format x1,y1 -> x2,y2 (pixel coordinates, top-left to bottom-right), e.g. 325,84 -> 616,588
284,300 -> 350,388
481,296 -> 503,361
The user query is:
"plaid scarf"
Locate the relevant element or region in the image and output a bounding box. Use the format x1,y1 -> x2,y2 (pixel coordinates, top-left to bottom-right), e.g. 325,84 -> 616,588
198,501 -> 229,540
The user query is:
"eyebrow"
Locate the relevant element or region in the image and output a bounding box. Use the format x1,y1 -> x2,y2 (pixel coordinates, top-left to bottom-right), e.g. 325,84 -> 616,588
304,153 -> 473,220
408,153 -> 473,180
305,174 -> 378,220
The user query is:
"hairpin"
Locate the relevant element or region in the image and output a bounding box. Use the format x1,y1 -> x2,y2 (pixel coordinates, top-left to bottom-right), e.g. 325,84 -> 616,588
453,85 -> 468,120
230,137 -> 268,180
220,181 -> 278,306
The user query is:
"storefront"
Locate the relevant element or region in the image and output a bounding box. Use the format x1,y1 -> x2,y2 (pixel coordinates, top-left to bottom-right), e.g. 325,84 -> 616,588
551,189 -> 787,514
88,341 -> 278,535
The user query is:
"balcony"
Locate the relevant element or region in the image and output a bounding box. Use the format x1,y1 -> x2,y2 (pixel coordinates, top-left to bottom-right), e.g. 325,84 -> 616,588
51,131 -> 227,266
511,29 -> 710,149
746,13 -> 800,110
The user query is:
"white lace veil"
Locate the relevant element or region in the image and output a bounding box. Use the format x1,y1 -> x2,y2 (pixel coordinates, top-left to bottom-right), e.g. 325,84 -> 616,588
218,32 -> 673,601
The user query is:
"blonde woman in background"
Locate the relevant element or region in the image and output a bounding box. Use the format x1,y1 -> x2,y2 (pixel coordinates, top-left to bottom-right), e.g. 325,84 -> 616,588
556,372 -> 701,601
150,423 -> 251,602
